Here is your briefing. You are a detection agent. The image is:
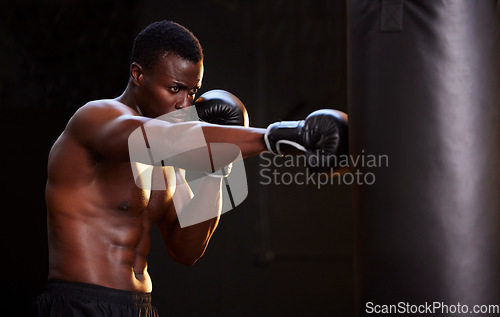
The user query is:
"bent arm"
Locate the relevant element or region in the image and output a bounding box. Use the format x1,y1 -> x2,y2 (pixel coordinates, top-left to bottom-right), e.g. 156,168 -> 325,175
158,169 -> 223,265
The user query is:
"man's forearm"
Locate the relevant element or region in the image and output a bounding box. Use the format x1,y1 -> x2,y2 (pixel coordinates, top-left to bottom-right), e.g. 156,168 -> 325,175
201,124 -> 267,159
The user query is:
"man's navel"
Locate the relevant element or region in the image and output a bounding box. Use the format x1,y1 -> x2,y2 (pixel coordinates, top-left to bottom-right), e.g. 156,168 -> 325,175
118,201 -> 132,211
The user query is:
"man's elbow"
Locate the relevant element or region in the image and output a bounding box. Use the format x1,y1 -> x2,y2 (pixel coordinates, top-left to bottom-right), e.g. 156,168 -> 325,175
176,255 -> 199,266
170,251 -> 203,266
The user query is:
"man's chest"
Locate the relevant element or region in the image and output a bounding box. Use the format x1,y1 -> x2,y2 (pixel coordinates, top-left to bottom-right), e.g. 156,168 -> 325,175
97,162 -> 180,221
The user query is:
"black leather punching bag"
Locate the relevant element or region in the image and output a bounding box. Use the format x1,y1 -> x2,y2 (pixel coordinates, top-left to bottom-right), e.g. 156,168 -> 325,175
348,0 -> 500,315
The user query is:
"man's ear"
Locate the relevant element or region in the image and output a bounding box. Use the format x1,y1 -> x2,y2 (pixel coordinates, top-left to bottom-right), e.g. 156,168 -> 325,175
130,62 -> 144,86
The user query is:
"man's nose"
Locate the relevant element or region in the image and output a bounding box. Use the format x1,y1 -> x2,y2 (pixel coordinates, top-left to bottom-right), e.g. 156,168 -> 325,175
176,92 -> 193,109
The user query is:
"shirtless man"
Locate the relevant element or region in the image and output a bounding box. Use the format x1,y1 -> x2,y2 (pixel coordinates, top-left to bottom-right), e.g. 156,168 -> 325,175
34,20 -> 347,316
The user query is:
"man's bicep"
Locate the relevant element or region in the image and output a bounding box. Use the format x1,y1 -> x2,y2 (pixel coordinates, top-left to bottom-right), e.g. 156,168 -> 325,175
96,115 -> 150,161
157,202 -> 182,256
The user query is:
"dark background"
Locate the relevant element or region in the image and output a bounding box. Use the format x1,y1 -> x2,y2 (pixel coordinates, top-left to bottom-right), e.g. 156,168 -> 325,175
0,0 -> 351,316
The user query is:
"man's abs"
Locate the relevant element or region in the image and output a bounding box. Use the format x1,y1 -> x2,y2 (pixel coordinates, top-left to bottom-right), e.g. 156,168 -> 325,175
47,210 -> 154,292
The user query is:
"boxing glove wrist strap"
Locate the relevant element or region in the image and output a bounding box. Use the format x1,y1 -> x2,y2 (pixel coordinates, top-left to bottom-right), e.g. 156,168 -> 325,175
264,120 -> 306,156
204,163 -> 233,178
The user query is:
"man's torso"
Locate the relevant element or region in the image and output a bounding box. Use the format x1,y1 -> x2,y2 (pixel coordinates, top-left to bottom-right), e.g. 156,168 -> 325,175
46,101 -> 179,292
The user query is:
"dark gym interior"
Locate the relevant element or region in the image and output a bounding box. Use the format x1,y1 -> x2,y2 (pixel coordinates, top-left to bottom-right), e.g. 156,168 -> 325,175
3,1 -> 499,316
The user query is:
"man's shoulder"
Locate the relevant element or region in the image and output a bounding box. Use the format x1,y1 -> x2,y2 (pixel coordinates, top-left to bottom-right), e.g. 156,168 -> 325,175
57,99 -> 137,148
67,99 -> 136,130
75,99 -> 137,118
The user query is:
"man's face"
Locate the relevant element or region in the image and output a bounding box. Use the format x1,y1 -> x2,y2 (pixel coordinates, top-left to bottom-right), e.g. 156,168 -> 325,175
137,53 -> 204,119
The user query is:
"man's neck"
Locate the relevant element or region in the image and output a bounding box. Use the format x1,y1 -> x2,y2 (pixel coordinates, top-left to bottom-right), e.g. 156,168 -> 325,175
116,81 -> 142,115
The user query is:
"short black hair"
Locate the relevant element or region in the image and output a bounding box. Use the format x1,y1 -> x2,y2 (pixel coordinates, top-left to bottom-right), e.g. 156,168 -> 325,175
130,20 -> 203,70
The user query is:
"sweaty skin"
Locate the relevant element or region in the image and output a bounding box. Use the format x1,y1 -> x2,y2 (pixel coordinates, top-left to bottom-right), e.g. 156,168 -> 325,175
46,53 -> 266,292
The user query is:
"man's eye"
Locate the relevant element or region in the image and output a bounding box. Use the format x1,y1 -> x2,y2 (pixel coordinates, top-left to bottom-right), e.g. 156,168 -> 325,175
170,86 -> 180,92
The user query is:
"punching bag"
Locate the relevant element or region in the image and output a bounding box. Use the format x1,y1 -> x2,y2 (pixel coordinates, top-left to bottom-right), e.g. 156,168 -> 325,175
348,0 -> 500,315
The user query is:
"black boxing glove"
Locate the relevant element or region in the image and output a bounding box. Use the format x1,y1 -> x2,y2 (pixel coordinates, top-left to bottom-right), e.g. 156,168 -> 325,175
264,109 -> 348,170
194,89 -> 249,127
194,89 -> 249,180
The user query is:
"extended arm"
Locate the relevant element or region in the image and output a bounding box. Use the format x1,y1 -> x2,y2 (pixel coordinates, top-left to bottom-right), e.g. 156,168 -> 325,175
69,100 -> 266,167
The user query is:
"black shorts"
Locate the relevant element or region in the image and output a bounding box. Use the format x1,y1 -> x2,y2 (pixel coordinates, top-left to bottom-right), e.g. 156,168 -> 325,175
33,279 -> 159,317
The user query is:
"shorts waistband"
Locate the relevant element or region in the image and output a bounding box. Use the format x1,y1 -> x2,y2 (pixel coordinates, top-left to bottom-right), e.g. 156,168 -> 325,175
45,279 -> 152,306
